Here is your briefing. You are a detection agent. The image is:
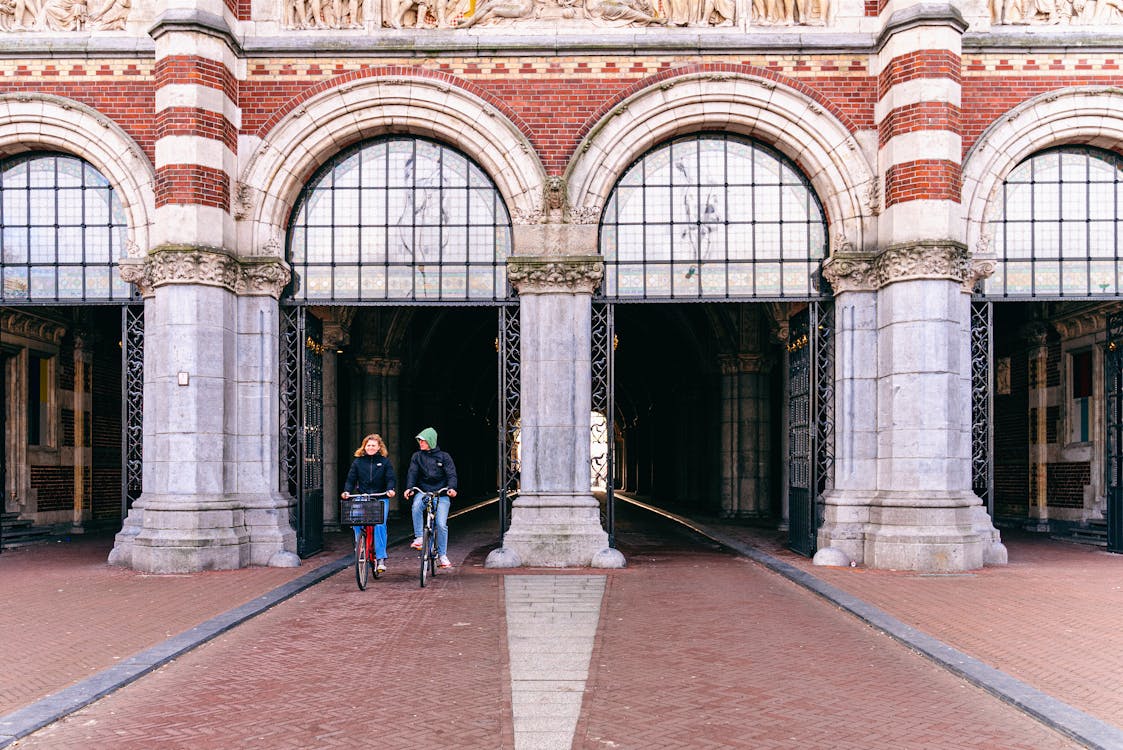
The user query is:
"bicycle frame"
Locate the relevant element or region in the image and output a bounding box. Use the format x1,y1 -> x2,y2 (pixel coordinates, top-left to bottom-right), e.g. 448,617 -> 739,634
346,492 -> 388,591
410,487 -> 449,588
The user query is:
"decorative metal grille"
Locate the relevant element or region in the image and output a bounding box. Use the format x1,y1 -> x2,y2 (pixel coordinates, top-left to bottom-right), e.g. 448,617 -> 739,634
815,301 -> 835,501
599,134 -> 828,301
591,301 -> 615,545
0,152 -> 135,303
1105,312 -> 1123,553
121,304 -> 144,512
286,137 -> 512,304
280,306 -> 301,506
497,303 -> 521,534
788,306 -> 814,556
985,146 -> 1123,299
970,300 -> 993,512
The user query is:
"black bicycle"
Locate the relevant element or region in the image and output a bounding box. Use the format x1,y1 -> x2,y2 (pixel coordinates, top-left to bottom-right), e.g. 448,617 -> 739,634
409,486 -> 449,588
341,492 -> 388,590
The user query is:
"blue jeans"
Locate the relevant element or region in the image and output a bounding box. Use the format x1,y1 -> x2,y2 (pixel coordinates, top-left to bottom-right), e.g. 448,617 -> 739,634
412,493 -> 450,556
351,498 -> 388,559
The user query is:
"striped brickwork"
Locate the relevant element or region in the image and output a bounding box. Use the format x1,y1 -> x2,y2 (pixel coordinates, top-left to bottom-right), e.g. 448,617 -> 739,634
875,20 -> 964,243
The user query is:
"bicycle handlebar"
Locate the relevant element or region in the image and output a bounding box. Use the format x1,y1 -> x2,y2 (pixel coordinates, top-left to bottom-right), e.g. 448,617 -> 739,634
344,491 -> 390,500
406,486 -> 451,498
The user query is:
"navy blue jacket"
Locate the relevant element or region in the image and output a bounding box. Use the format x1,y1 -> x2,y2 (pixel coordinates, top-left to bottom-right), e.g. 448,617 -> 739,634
405,448 -> 457,494
344,454 -> 396,495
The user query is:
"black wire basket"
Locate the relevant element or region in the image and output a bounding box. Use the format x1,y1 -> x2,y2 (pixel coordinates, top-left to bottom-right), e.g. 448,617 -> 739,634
340,497 -> 385,526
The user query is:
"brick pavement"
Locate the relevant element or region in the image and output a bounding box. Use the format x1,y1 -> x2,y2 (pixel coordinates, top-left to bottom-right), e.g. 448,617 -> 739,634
3,510 -> 1094,750
698,518 -> 1123,735
0,530 -> 352,718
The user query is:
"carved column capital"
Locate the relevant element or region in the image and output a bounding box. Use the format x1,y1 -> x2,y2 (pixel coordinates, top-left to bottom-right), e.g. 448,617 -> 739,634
719,353 -> 772,375
119,246 -> 291,299
822,253 -> 877,294
873,241 -> 971,288
355,356 -> 402,377
507,256 -> 604,295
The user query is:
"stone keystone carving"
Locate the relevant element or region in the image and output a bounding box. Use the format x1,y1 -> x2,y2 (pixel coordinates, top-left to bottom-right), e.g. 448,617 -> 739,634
507,256 -> 604,294
821,253 -> 876,294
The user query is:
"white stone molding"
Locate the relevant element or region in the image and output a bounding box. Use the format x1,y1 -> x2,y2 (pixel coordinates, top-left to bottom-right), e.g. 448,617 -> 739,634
0,93 -> 155,256
507,256 -> 604,294
119,245 -> 291,298
565,72 -> 875,255
238,75 -> 546,259
962,86 -> 1123,259
873,241 -> 970,288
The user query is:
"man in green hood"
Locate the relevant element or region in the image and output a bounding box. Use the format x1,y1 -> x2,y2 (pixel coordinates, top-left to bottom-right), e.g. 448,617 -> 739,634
404,426 -> 458,567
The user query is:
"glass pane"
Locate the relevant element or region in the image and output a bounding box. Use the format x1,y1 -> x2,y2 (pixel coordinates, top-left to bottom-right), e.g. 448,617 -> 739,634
645,264 -> 672,296
87,227 -> 110,264
1034,223 -> 1060,258
304,265 -> 333,298
1035,261 -> 1060,295
783,262 -> 811,296
441,266 -> 468,298
1033,183 -> 1060,221
2,160 -> 28,188
616,264 -> 644,296
361,266 -> 386,299
57,227 -> 84,262
756,224 -> 781,259
1060,182 -> 1086,222
335,227 -> 359,263
85,188 -> 111,224
1061,260 -> 1087,296
3,227 -> 28,263
3,189 -> 27,224
1061,222 -> 1087,257
1005,261 -> 1033,295
727,223 -> 753,261
86,267 -> 110,299
2,266 -> 29,298
29,191 -> 55,225
468,266 -> 494,299
387,265 -> 413,298
334,266 -> 359,298
1088,182 -> 1115,221
31,265 -> 55,297
29,227 -> 54,263
1091,260 -> 1117,293
288,227 -> 306,263
333,189 -> 359,224
728,263 -> 756,295
333,153 -> 361,188
361,229 -> 387,265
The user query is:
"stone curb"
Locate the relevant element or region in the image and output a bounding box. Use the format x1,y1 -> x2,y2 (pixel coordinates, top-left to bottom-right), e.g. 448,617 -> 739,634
621,495 -> 1123,750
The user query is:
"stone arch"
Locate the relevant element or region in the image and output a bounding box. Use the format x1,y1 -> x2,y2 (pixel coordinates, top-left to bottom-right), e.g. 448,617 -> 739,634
0,93 -> 156,255
238,75 -> 547,257
564,72 -> 877,254
962,86 -> 1123,257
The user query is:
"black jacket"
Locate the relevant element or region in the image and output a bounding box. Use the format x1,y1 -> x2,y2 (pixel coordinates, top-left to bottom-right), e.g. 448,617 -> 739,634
405,448 -> 458,494
344,454 -> 396,495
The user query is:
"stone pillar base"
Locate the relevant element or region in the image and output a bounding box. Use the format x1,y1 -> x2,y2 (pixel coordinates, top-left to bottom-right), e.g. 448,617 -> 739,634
815,489 -> 1007,571
241,492 -> 300,567
488,492 -> 624,568
108,495 -> 254,573
863,491 -> 1000,572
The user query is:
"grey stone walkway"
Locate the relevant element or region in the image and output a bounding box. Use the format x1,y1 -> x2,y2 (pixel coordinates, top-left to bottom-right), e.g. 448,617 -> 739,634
505,576 -> 605,750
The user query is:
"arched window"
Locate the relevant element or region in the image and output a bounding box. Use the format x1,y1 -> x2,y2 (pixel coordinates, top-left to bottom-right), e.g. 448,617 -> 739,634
286,137 -> 512,303
599,134 -> 828,300
0,152 -> 131,302
985,146 -> 1123,298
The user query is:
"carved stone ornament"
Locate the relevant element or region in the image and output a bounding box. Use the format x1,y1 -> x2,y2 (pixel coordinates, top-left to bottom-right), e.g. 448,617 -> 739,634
0,0 -> 130,30
990,0 -> 1122,25
874,242 -> 971,288
507,256 -> 604,294
719,353 -> 772,375
355,356 -> 403,377
821,253 -> 877,294
0,308 -> 68,346
119,246 -> 291,299
962,258 -> 997,294
377,0 -> 733,29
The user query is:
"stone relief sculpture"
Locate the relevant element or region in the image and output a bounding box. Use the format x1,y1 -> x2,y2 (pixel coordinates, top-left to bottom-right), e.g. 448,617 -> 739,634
751,0 -> 829,25
992,0 -> 1122,23
381,0 -> 727,27
285,0 -> 362,28
0,0 -> 128,30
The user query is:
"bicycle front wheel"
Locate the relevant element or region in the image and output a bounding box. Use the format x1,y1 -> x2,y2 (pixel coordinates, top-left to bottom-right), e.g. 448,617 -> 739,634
356,529 -> 370,590
420,524 -> 432,588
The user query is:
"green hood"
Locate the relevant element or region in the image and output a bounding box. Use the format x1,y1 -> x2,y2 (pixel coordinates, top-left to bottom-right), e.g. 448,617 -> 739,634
415,427 -> 438,449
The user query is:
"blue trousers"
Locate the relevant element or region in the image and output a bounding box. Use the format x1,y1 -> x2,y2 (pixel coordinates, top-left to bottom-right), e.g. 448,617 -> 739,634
412,494 -> 451,556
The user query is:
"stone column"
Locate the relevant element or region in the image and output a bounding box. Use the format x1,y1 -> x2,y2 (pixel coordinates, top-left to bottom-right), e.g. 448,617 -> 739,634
718,353 -> 772,519
816,254 -> 879,565
486,256 -> 623,569
108,250 -> 296,572
352,356 -> 401,515
1023,322 -> 1051,531
71,328 -> 94,533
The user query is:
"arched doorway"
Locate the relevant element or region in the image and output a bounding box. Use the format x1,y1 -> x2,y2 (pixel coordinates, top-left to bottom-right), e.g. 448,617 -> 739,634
972,146 -> 1123,551
280,135 -> 516,555
595,132 -> 832,554
0,151 -> 143,547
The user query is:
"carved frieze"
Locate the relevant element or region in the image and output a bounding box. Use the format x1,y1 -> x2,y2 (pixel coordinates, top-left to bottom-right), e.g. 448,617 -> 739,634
821,253 -> 876,294
119,246 -> 291,299
0,0 -> 130,31
507,256 -> 604,294
0,308 -> 67,347
874,242 -> 971,288
990,0 -> 1122,24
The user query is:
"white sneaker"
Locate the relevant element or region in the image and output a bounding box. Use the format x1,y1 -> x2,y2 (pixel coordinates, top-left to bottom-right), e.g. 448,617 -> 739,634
438,555 -> 452,568
376,560 -> 386,573
410,537 -> 423,550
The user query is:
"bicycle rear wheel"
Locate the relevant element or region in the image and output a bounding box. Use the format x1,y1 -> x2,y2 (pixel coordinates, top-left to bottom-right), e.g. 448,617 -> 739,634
356,529 -> 370,590
420,523 -> 432,588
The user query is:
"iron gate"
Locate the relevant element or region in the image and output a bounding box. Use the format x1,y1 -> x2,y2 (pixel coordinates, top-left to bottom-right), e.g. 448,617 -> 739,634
121,304 -> 144,513
281,306 -> 324,557
592,302 -> 615,546
498,303 -> 520,534
787,301 -> 834,557
970,300 -> 994,513
1106,312 -> 1123,553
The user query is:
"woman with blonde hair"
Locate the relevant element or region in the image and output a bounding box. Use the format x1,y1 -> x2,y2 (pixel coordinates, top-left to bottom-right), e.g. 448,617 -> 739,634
342,433 -> 397,573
